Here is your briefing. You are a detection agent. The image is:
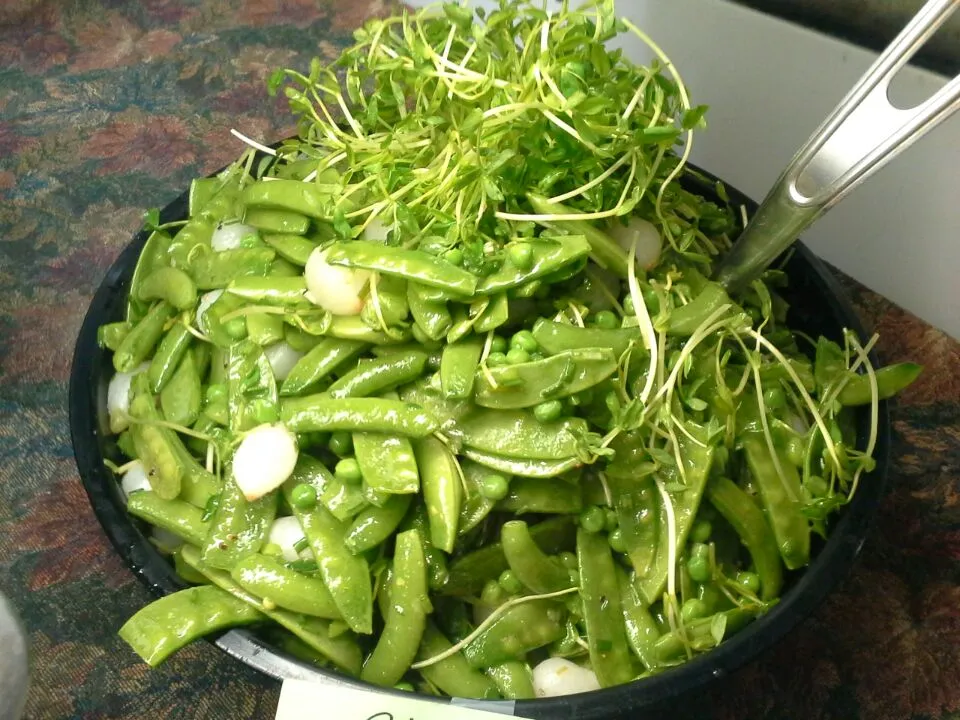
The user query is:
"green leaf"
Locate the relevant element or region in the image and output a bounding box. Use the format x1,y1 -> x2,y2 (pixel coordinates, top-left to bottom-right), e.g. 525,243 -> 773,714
142,208 -> 160,231
681,104 -> 709,130
267,68 -> 286,96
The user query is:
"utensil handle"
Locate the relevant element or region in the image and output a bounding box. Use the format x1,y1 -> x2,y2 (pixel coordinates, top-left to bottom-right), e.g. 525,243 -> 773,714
716,0 -> 960,290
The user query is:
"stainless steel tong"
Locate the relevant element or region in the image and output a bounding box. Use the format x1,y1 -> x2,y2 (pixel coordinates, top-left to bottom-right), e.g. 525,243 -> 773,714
715,0 -> 960,290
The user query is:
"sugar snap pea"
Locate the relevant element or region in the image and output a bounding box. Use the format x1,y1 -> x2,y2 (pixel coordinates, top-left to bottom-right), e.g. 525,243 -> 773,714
456,409 -> 588,461
325,241 -> 478,296
201,469 -> 278,570
463,600 -> 565,668
281,338 -> 367,396
126,492 -> 210,546
486,661 -> 535,700
231,553 -> 341,619
653,609 -> 754,664
160,349 -> 202,427
501,520 -> 573,594
128,230 -> 173,323
474,293 -> 509,334
476,234 -> 592,294
344,494 -> 413,554
281,396 -> 439,437
241,178 -> 334,219
138,267 -> 198,311
415,436 -> 462,554
119,584 -> 261,667
526,196 -> 628,278
226,276 -> 309,306
128,382 -> 182,500
497,477 -> 583,515
360,529 -> 429,686
327,315 -> 410,345
226,340 -> 279,432
440,340 -> 483,400
617,568 -> 661,672
474,348 -> 618,409
243,208 -> 311,235
417,622 -> 501,699
148,322 -> 193,393
532,319 -> 640,359
462,447 -> 582,479
188,247 -> 276,290
458,459 -> 497,535
837,362 -> 922,406
328,350 -> 428,399
407,283 -> 453,341
179,545 -> 363,675
262,233 -> 318,266
282,477 -> 373,634
353,433 -> 420,494
98,321 -> 132,351
246,313 -> 285,346
114,302 -> 176,373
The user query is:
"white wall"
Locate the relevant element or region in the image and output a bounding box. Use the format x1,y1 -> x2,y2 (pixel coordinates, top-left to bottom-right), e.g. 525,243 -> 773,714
406,0 -> 960,337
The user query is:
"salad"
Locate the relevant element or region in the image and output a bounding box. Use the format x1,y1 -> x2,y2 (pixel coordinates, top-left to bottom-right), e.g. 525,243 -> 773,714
100,0 -> 920,700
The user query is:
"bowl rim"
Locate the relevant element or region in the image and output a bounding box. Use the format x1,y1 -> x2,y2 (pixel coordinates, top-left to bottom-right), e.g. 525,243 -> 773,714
69,157 -> 890,719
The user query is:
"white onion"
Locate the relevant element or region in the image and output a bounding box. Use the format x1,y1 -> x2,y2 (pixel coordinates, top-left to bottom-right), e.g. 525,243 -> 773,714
212,223 -> 259,252
120,460 -> 151,499
107,362 -> 149,434
263,342 -> 304,382
609,217 -> 662,270
268,516 -> 312,562
196,289 -> 224,328
232,423 -> 299,501
304,247 -> 371,316
361,217 -> 392,243
532,657 -> 601,698
151,527 -> 184,552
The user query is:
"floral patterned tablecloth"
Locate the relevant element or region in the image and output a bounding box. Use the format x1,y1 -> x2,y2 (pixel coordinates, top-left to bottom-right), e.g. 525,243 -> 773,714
1,1 -> 958,718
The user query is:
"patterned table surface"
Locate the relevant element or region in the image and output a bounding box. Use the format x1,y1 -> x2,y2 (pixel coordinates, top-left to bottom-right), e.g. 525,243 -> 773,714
1,1 -> 958,718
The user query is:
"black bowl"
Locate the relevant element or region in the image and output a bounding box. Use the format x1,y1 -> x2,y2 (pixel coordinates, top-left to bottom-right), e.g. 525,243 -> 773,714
69,163 -> 890,719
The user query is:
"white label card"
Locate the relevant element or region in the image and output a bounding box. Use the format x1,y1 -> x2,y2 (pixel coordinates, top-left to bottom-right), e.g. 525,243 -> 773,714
276,680 -> 516,720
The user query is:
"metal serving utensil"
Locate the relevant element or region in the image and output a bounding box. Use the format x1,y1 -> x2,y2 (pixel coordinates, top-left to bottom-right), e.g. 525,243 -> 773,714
714,0 -> 960,291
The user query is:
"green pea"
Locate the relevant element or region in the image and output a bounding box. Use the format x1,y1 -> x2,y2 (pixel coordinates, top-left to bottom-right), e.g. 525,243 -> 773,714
805,475 -> 828,498
680,598 -> 708,623
566,567 -> 581,586
508,243 -> 534,270
262,542 -> 284,558
510,330 -> 538,353
206,383 -> 227,404
498,569 -> 523,595
481,578 -> 506,606
335,457 -> 363,485
579,506 -> 605,534
608,528 -> 626,553
505,348 -> 530,365
603,508 -> 618,532
442,248 -> 464,266
686,554 -> 710,583
786,435 -> 806,467
290,483 -> 318,510
559,551 -> 578,569
490,336 -> 507,354
394,682 -> 415,692
487,351 -> 508,367
763,386 -> 786,410
592,310 -> 619,329
533,400 -> 564,422
327,432 -> 354,458
691,519 -> 713,544
690,542 -> 710,560
736,571 -> 761,595
622,295 -> 636,315
480,473 -> 509,501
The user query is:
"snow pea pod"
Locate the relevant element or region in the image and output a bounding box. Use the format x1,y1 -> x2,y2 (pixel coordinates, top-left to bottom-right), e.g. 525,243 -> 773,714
526,195 -> 629,278
168,221 -> 214,271
281,338 -> 367,396
743,436 -> 809,570
837,362 -> 922,406
128,230 -> 174,323
126,492 -> 210,546
328,350 -> 428,399
148,322 -> 193,393
456,409 -> 588,461
440,340 -> 483,400
179,545 -> 363,675
486,661 -> 535,700
532,319 -> 641,359
474,293 -> 509,334
231,553 -> 341,619
243,208 -> 311,235
462,600 -> 565,668
201,470 -> 278,570
189,247 -> 276,290
417,622 -> 501,699
475,234 -> 592,294
414,436 -> 462,553
197,291 -> 248,348
501,520 -> 572,594
262,233 -> 318,266
473,348 -> 618,409
458,459 -> 497,535
637,433 -> 715,605
114,301 -> 175,373
160,349 -> 202,427
241,178 -> 335,219
497,477 -> 583,515
705,476 -> 783,601
119,584 -> 260,667
325,241 -> 478,296
443,516 -> 577,597
353,433 -> 420,494
282,477 -> 373,634
361,530 -> 429,686
462,447 -> 581,479
407,283 -> 453,341
138,266 -> 198,311
344,494 -> 412,554
281,396 -> 439,437
226,340 -> 279,432
577,528 -> 635,687
227,276 -> 309,306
